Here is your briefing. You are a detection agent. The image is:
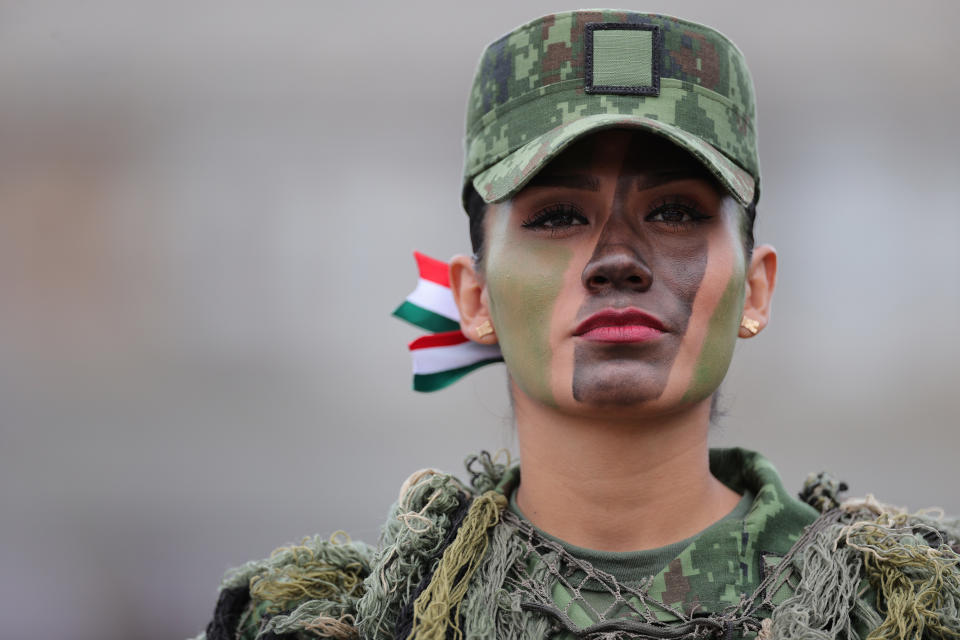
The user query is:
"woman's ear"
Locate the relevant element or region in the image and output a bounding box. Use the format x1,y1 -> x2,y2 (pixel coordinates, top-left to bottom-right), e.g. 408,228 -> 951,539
449,254 -> 497,344
739,244 -> 777,339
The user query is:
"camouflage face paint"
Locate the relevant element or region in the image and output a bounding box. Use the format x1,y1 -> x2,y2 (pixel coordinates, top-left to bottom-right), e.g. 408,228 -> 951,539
680,202 -> 748,403
571,135 -> 711,405
680,270 -> 744,402
484,203 -> 572,407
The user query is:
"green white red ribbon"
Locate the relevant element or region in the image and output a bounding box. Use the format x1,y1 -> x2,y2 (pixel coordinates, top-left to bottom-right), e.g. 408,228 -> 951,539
393,252 -> 503,391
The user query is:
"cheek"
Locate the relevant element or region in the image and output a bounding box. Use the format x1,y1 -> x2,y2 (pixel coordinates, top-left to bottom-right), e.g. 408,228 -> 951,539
668,216 -> 747,403
485,235 -> 572,407
679,264 -> 745,402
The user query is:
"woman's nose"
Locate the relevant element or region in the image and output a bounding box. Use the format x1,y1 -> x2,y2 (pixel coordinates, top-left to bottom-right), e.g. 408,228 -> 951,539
581,243 -> 653,293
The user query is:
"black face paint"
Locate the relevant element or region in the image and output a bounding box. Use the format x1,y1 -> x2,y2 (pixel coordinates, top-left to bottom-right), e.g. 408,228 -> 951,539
571,134 -> 711,406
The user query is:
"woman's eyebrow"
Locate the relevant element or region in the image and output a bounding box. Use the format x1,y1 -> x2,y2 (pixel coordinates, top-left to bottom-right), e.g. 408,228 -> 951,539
525,173 -> 601,191
636,170 -> 706,191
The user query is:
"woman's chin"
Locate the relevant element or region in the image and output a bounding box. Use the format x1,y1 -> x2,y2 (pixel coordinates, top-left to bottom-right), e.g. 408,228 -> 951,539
569,360 -> 673,407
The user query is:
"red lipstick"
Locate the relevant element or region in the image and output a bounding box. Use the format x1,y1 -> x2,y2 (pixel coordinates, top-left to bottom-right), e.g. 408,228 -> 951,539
574,308 -> 666,343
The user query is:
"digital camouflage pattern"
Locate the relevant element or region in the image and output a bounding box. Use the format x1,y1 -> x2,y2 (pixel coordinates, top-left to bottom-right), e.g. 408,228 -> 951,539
196,449 -> 887,640
492,448 -> 833,639
196,447 -> 960,639
535,449 -> 821,620
464,11 -> 759,207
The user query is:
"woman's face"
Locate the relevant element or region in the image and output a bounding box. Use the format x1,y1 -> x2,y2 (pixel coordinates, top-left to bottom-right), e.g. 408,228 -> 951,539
481,129 -> 749,416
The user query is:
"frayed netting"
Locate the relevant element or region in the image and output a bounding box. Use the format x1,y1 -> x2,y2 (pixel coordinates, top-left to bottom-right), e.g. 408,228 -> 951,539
248,532 -> 369,616
456,463 -> 959,640
204,531 -> 374,640
221,532 -> 374,596
499,509 -> 768,639
840,498 -> 960,640
408,490 -> 507,640
262,604 -> 358,639
465,450 -> 512,494
765,519 -> 878,640
196,458 -> 960,640
460,515 -> 554,640
356,468 -> 472,640
764,495 -> 960,640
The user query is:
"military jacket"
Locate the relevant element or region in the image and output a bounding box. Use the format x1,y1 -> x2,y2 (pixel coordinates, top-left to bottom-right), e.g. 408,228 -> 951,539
197,448 -> 960,640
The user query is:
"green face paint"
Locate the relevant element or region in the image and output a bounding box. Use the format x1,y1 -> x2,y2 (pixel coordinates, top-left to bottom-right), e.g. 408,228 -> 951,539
484,204 -> 572,407
681,210 -> 748,403
681,271 -> 745,403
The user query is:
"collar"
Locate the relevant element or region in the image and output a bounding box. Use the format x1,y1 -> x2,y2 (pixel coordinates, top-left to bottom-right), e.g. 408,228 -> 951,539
495,447 -> 819,618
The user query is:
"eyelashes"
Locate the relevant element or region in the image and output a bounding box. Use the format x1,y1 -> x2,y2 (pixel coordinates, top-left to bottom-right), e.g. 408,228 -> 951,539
644,196 -> 713,231
520,203 -> 588,233
521,196 -> 712,234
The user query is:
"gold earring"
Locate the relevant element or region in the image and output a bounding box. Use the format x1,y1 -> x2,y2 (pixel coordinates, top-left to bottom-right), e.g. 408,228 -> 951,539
476,320 -> 494,339
740,316 -> 760,335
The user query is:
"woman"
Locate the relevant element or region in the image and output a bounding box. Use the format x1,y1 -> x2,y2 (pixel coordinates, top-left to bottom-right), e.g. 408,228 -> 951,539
199,10 -> 960,640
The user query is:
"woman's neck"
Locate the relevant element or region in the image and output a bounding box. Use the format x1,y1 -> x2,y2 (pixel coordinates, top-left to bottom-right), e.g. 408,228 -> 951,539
512,391 -> 741,552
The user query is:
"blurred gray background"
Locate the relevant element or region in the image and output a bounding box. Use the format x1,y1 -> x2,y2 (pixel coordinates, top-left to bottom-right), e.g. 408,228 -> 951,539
1,1 -> 957,638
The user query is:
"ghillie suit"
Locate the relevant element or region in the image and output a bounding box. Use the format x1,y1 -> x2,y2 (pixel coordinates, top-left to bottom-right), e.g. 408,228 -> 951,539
195,449 -> 960,640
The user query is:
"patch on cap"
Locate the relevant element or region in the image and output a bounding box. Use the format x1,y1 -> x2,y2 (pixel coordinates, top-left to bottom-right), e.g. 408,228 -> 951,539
584,23 -> 661,96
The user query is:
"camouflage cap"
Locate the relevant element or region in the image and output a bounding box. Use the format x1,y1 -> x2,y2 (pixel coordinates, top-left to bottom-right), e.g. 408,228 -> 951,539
463,10 -> 759,208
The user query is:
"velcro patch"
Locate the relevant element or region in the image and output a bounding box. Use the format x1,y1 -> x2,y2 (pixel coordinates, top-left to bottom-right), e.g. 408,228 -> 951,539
584,23 -> 661,96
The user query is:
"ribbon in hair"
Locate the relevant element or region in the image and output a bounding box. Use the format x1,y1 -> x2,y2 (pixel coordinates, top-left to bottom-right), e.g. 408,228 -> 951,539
393,252 -> 503,391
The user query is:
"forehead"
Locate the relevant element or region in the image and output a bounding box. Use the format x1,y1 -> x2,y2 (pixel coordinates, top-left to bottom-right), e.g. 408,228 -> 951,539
534,129 -> 716,184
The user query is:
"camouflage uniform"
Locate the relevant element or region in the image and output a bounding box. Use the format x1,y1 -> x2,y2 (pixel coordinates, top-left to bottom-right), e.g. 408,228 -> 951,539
197,11 -> 960,640
197,448 -> 960,639
463,11 -> 760,209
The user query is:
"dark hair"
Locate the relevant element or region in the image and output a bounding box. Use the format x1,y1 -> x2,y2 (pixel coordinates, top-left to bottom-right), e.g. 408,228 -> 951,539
463,183 -> 757,263
465,184 -> 489,262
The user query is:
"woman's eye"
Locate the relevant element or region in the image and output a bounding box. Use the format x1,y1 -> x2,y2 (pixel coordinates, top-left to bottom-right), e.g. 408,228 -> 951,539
645,202 -> 709,229
522,205 -> 588,230
650,208 -> 690,223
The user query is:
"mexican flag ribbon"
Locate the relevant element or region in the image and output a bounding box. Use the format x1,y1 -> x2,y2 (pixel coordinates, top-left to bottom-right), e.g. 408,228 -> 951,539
393,252 -> 503,391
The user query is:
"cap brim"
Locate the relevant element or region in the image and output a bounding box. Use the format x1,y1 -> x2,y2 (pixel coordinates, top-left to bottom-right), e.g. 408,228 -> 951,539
472,113 -> 756,207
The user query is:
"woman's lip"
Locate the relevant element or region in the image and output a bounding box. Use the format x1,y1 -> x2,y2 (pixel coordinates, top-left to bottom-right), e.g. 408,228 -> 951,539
578,325 -> 664,343
573,308 -> 667,342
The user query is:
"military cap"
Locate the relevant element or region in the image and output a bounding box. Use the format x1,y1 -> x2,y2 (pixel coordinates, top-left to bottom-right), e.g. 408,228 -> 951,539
463,10 -> 759,208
